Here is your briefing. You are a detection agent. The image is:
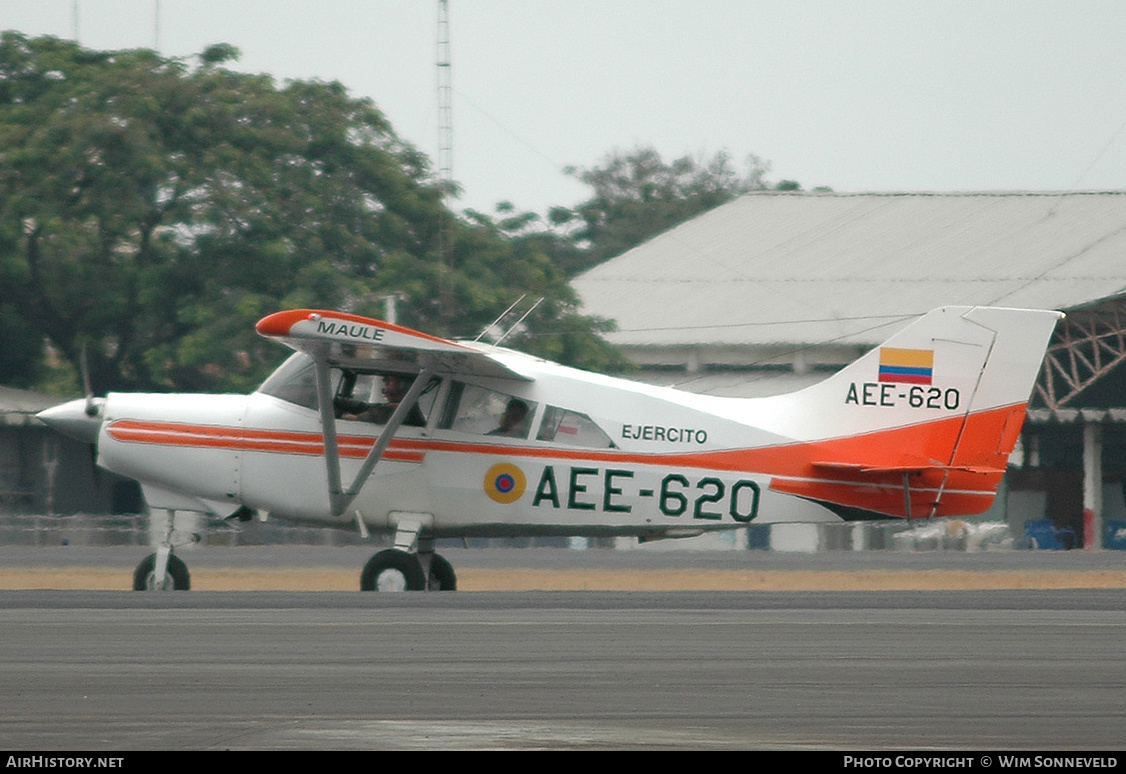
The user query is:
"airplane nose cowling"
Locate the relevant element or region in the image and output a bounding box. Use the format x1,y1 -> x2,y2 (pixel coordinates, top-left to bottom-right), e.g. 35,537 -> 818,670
37,397 -> 106,444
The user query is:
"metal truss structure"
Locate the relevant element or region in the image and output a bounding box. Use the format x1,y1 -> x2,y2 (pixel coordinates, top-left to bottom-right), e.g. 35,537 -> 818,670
1034,298 -> 1126,410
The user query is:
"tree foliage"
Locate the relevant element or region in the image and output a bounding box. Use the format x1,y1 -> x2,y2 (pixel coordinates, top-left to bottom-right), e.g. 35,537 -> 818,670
0,33 -> 622,393
554,147 -> 772,272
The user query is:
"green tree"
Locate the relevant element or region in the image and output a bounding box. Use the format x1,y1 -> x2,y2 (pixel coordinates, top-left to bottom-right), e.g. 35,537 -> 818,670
457,203 -> 629,372
0,33 -> 618,392
554,147 -> 772,272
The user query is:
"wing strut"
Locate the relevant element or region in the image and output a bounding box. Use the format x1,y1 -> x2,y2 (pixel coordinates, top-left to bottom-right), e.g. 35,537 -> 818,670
312,354 -> 435,516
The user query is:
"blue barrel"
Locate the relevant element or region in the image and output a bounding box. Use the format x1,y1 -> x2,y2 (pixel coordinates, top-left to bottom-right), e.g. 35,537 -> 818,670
1024,520 -> 1077,550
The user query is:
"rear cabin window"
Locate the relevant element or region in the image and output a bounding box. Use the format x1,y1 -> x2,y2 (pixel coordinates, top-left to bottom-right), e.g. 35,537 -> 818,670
536,406 -> 614,448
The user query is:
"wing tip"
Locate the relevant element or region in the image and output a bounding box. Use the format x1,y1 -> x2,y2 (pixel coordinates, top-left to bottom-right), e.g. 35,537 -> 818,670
256,309 -> 318,338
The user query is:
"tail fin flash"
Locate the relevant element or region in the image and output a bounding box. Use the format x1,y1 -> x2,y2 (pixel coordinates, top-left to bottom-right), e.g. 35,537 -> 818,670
762,306 -> 1062,519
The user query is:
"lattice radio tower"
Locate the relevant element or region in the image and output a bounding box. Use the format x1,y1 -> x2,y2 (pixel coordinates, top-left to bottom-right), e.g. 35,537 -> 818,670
437,0 -> 454,331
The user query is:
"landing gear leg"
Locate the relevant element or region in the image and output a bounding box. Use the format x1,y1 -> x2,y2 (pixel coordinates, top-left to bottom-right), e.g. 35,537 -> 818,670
132,508 -> 193,591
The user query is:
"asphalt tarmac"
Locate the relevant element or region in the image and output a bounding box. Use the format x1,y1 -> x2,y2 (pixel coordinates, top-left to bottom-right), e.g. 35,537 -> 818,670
1,546 -> 1124,750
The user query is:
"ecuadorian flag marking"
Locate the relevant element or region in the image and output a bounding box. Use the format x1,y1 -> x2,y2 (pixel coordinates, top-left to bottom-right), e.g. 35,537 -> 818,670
878,347 -> 934,384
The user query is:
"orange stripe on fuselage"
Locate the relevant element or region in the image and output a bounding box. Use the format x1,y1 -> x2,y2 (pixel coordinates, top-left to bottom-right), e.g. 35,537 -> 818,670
104,402 -> 1027,519
105,421 -> 425,463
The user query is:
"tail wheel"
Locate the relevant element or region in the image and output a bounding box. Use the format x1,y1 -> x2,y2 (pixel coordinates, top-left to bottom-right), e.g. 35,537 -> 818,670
428,553 -> 457,591
360,549 -> 425,591
132,553 -> 191,591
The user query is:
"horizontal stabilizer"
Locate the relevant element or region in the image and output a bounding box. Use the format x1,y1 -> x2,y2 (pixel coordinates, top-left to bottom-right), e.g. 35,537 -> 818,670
812,461 -> 1005,476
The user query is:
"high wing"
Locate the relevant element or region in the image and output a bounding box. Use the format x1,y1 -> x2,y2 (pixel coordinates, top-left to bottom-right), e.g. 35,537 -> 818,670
255,309 -> 531,382
256,309 -> 531,517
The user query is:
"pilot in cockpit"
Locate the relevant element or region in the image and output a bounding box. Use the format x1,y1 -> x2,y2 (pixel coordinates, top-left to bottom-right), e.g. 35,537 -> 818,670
487,398 -> 530,438
336,373 -> 426,426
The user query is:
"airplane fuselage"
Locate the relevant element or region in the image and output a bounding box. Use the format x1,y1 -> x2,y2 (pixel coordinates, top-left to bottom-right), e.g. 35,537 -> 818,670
95,353 -> 810,538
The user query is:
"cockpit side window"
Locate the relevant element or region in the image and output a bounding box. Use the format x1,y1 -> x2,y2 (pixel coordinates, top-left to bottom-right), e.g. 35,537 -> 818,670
334,371 -> 436,427
258,354 -> 436,426
537,406 -> 615,448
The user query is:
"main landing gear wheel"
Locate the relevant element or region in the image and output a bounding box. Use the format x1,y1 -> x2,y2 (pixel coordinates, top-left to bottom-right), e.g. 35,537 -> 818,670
427,553 -> 457,591
132,553 -> 191,591
360,549 -> 426,591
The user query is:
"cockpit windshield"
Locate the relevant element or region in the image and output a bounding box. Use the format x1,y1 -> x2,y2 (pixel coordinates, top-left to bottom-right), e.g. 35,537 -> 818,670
258,353 -> 319,410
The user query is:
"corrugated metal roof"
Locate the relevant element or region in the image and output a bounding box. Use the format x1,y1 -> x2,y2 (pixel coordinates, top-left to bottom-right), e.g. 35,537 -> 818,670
572,191 -> 1126,348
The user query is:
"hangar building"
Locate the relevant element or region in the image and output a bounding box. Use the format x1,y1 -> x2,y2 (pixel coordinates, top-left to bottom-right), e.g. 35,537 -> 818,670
0,386 -> 136,516
572,191 -> 1126,548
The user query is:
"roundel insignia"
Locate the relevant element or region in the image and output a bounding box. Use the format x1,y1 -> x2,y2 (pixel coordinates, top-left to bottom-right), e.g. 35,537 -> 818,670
484,463 -> 526,504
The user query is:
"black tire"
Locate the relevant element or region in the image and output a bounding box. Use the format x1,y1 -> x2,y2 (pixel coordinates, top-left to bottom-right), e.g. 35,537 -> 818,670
428,553 -> 457,591
360,549 -> 425,591
132,553 -> 191,591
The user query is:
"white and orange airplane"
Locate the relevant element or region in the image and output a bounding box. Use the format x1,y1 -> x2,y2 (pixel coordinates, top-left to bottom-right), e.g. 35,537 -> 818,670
38,305 -> 1061,591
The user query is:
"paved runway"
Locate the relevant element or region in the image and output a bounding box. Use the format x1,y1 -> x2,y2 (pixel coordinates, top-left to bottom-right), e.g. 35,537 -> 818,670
1,547 -> 1124,750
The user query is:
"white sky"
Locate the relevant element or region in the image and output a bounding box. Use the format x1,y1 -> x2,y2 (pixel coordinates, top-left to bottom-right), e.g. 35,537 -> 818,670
4,1 -> 1126,214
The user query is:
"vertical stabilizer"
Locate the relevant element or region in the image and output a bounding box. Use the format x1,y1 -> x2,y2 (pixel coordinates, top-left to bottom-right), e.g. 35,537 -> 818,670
755,306 -> 1062,518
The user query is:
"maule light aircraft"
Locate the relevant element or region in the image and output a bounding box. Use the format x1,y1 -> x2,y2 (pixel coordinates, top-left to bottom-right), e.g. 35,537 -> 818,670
38,304 -> 1062,591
